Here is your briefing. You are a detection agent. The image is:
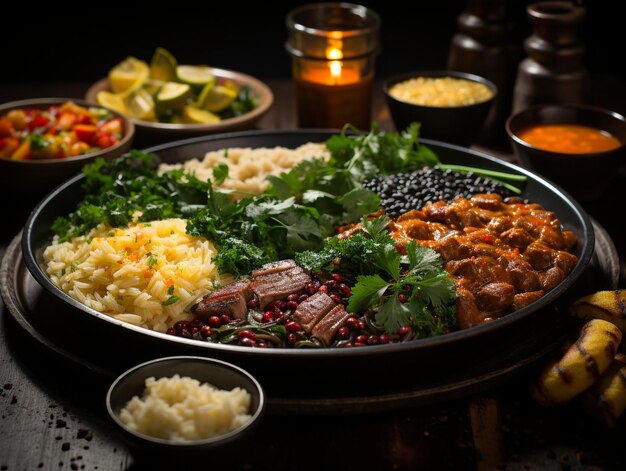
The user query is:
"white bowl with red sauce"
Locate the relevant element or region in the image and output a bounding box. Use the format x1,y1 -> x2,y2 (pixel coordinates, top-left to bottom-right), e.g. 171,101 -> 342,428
506,103 -> 626,202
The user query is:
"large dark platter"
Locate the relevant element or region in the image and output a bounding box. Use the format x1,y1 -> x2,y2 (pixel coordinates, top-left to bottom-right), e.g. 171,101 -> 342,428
19,130 -> 596,409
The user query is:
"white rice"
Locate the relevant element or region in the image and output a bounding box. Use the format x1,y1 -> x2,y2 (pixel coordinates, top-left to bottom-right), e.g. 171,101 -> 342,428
119,374 -> 252,442
158,142 -> 329,195
43,218 -> 231,332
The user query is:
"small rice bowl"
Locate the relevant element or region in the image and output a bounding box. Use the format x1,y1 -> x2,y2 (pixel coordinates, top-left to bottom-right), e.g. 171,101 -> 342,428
43,218 -> 229,332
119,374 -> 251,442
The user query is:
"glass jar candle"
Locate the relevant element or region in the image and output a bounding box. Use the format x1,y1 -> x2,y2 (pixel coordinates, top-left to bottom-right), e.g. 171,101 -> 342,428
286,3 -> 380,129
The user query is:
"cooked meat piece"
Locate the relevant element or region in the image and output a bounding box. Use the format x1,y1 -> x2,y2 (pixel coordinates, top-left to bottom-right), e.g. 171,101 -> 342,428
251,266 -> 312,309
429,222 -> 456,240
508,259 -> 541,292
456,288 -> 484,329
554,251 -> 578,274
397,209 -> 426,222
292,292 -> 336,333
470,193 -> 504,211
193,280 -> 253,320
475,282 -> 515,312
539,225 -> 565,249
403,219 -> 431,240
470,242 -> 501,259
524,241 -> 555,271
251,259 -> 297,278
424,201 -> 452,223
512,290 -> 545,310
514,216 -> 540,235
487,215 -> 513,233
539,266 -> 565,291
458,208 -> 486,228
500,228 -> 535,249
311,305 -> 352,347
562,230 -> 577,251
433,236 -> 471,262
505,196 -> 525,205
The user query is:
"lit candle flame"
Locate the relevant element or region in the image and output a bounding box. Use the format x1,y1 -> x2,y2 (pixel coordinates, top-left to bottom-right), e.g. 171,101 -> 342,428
326,46 -> 343,82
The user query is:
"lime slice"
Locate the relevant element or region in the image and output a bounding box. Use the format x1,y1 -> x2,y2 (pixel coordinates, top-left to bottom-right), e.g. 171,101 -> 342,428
126,88 -> 156,121
177,65 -> 215,90
198,82 -> 239,112
156,82 -> 192,110
150,47 -> 178,82
142,79 -> 165,97
108,56 -> 149,93
96,91 -> 128,115
182,105 -> 221,124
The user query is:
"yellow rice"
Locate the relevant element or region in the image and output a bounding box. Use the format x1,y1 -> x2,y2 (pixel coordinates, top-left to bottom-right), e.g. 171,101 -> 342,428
43,218 -> 230,332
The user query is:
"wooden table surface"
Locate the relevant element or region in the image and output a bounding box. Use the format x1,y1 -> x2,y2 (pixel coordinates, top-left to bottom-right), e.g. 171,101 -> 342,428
1,79 -> 626,471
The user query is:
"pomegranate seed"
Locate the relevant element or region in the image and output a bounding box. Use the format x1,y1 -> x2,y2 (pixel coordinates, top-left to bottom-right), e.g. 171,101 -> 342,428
174,320 -> 191,332
276,300 -> 288,310
262,311 -> 275,323
305,282 -> 319,295
247,298 -> 259,309
356,334 -> 369,344
330,293 -> 343,304
180,329 -> 192,339
287,294 -> 299,302
298,294 -> 309,303
339,283 -> 351,296
256,340 -> 267,348
237,330 -> 257,341
208,316 -> 221,328
190,326 -> 200,335
285,321 -> 302,332
337,326 -> 350,339
287,332 -> 298,345
220,314 -> 231,325
346,316 -> 359,330
398,293 -> 408,303
332,273 -> 343,282
353,342 -> 366,347
324,279 -> 337,288
343,343 -> 354,348
367,335 -> 379,345
318,285 -> 329,294
239,337 -> 255,347
398,325 -> 411,336
337,226 -> 345,233
166,327 -> 176,336
190,319 -> 203,329
379,333 -> 390,344
274,307 -> 284,317
286,300 -> 299,310
200,325 -> 212,339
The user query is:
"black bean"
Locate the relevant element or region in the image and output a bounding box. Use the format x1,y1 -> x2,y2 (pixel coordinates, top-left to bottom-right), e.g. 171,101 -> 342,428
362,166 -> 513,219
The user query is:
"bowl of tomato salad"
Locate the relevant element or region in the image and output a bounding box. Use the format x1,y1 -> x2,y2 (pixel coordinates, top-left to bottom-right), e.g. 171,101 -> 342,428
0,97 -> 134,206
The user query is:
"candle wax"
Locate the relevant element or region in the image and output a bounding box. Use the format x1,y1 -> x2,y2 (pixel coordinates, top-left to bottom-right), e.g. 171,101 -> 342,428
295,74 -> 373,129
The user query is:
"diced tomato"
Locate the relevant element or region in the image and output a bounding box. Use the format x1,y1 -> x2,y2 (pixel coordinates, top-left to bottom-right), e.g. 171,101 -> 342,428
95,133 -> 113,149
11,140 -> 31,160
100,117 -> 123,136
30,113 -> 50,129
0,118 -> 14,138
58,112 -> 76,131
0,137 -> 20,158
73,124 -> 98,145
76,113 -> 94,125
69,141 -> 90,156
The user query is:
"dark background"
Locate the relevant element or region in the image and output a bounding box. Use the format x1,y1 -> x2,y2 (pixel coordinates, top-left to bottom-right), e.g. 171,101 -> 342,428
1,0 -> 623,85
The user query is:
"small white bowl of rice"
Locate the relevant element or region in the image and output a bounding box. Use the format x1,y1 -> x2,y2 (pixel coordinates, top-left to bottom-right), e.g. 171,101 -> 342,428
106,356 -> 265,456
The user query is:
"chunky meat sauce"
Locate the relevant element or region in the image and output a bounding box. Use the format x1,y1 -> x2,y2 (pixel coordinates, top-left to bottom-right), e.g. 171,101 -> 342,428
389,193 -> 578,329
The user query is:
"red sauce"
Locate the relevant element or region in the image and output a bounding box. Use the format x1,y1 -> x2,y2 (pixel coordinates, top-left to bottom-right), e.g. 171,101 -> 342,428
517,124 -> 621,154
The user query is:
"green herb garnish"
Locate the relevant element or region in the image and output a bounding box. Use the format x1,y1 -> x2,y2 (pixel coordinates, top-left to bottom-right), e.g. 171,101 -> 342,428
163,295 -> 180,306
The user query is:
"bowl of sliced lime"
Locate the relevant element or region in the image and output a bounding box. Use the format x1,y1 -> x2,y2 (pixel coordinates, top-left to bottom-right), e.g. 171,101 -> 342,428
85,47 -> 274,146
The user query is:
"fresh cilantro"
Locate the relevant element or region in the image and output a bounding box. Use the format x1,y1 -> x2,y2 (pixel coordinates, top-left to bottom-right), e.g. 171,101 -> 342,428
212,163 -> 229,185
146,253 -> 158,268
167,285 -> 175,295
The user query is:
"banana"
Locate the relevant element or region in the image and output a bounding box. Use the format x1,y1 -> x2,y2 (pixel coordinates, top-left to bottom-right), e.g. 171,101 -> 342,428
531,318 -> 622,406
569,290 -> 626,333
581,353 -> 626,427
